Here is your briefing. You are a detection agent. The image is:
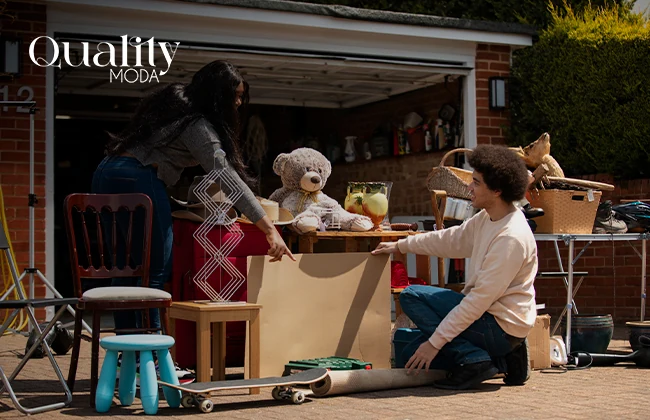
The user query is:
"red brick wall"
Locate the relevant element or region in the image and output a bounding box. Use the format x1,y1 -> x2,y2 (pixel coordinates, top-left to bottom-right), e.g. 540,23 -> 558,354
0,1 -> 48,309
475,43 -> 511,145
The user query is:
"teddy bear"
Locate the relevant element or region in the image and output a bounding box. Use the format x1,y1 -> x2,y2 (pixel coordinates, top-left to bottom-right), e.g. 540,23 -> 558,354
269,147 -> 374,234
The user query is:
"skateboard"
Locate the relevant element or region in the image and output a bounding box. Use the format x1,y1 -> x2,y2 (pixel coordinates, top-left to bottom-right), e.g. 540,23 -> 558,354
158,368 -> 329,413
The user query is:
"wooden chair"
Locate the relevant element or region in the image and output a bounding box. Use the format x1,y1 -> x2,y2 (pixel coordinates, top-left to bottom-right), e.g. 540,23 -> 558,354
429,189 -> 465,292
63,193 -> 172,407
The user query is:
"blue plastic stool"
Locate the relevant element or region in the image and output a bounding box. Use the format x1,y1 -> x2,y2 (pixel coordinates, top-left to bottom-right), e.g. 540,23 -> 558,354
95,335 -> 181,415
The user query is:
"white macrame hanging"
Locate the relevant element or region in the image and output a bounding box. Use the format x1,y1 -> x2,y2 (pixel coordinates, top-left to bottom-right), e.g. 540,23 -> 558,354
192,149 -> 245,303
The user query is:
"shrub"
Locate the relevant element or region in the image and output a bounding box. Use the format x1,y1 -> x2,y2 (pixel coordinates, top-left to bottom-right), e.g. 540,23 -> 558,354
509,5 -> 650,177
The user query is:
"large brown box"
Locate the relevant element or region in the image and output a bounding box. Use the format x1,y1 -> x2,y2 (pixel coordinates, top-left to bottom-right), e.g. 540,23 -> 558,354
528,189 -> 601,234
528,314 -> 551,370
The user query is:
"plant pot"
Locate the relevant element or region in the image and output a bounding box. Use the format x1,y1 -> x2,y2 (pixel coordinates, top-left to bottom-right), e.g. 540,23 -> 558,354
563,314 -> 613,354
626,321 -> 650,351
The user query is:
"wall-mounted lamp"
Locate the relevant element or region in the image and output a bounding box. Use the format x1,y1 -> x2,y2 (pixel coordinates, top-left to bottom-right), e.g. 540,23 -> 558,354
488,76 -> 508,111
0,37 -> 23,80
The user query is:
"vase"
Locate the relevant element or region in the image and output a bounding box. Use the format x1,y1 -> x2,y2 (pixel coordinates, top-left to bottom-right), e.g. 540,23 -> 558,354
344,136 -> 357,163
344,182 -> 365,215
362,182 -> 389,229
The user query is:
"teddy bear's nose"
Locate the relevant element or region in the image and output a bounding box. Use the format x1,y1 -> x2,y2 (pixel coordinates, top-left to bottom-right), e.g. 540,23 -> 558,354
311,176 -> 320,185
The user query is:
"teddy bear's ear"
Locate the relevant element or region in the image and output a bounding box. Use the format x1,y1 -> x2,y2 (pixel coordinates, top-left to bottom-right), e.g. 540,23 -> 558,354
273,153 -> 289,176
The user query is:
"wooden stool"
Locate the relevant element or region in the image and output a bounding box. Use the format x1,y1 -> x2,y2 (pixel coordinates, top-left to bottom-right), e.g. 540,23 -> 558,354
95,334 -> 181,415
169,302 -> 261,393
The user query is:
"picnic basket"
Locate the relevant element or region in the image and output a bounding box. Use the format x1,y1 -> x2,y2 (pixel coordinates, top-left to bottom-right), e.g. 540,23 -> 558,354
426,148 -> 473,200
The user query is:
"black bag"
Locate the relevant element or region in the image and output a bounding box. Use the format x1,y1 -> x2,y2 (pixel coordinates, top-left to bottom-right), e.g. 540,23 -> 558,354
24,321 -> 74,358
25,322 -> 58,359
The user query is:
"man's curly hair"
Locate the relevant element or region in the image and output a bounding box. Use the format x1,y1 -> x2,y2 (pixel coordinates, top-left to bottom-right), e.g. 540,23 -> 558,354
467,145 -> 529,203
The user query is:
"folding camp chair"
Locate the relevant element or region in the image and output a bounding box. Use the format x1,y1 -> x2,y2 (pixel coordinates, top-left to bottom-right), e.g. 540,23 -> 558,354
0,215 -> 78,414
0,298 -> 78,414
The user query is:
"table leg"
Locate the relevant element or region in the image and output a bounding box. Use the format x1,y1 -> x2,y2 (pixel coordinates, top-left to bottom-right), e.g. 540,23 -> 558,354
211,322 -> 226,381
196,314 -> 211,383
642,239 -> 647,322
169,317 -> 176,360
415,254 -> 431,285
565,240 -> 575,354
299,236 -> 315,253
248,310 -> 261,395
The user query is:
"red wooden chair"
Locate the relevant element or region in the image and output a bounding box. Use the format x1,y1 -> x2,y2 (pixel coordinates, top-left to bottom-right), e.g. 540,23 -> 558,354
63,193 -> 172,406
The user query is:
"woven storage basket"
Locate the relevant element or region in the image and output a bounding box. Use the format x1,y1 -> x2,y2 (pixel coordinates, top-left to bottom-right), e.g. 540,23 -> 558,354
528,189 -> 602,234
426,148 -> 473,200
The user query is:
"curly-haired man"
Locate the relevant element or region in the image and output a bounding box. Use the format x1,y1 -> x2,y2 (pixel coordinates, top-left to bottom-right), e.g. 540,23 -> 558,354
373,144 -> 537,390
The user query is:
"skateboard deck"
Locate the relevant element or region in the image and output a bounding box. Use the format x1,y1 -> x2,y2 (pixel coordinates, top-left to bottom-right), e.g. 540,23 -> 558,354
159,368 -> 328,412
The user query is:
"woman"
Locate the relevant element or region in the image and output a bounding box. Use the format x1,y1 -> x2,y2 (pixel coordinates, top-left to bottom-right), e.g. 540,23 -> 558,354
92,60 -> 294,332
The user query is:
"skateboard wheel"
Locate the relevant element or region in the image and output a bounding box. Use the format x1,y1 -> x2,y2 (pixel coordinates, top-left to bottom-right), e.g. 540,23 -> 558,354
199,399 -> 214,413
291,391 -> 305,405
271,387 -> 283,401
181,395 -> 195,408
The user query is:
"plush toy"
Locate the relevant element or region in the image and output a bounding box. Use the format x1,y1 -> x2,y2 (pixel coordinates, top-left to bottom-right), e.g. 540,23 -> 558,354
510,132 -> 565,177
269,148 -> 374,234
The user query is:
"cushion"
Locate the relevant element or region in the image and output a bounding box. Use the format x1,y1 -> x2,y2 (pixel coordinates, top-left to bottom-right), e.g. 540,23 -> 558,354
82,286 -> 171,301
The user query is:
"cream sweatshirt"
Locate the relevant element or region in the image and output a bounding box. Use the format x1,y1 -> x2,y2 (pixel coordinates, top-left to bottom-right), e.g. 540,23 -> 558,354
397,209 -> 538,350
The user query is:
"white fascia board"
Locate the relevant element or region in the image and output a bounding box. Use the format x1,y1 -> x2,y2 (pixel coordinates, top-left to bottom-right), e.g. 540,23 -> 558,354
46,0 -> 530,54
47,5 -> 477,67
47,0 -> 532,46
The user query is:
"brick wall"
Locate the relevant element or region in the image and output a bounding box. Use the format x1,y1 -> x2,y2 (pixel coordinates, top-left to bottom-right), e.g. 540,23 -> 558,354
475,43 -> 511,145
0,1 -> 48,311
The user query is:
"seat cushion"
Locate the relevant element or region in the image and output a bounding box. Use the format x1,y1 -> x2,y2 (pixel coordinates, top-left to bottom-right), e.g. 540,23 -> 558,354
82,286 -> 171,301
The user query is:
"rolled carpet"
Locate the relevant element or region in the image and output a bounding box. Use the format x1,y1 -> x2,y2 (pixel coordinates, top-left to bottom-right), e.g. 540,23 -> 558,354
310,368 -> 447,397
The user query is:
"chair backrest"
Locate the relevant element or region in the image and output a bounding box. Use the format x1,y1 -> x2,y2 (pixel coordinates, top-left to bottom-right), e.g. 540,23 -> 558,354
63,193 -> 153,298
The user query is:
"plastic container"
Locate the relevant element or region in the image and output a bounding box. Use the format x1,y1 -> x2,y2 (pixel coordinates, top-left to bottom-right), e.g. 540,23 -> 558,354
283,357 -> 372,376
393,328 -> 421,368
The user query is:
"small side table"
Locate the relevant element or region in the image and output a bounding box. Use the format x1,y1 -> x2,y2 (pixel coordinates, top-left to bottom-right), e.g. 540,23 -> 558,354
168,302 -> 261,393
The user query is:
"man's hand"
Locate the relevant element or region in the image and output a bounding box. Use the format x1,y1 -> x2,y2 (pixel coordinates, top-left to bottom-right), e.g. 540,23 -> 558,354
371,241 -> 399,255
405,340 -> 439,375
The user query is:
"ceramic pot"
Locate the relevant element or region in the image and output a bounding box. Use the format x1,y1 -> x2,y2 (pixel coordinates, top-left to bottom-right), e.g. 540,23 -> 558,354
344,136 -> 357,163
362,183 -> 389,229
344,182 -> 365,215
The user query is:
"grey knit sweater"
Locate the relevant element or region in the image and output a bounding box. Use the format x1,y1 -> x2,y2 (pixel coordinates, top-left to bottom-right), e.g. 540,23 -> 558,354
127,118 -> 266,223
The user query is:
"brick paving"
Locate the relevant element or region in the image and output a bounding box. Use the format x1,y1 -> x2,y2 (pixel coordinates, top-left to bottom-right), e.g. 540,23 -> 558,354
1,326 -> 649,420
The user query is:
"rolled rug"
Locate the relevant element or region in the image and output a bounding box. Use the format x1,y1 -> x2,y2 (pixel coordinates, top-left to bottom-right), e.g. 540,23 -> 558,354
310,368 -> 447,397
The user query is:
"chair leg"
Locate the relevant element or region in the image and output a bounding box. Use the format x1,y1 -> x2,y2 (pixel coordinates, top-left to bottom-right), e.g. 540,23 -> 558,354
90,311 -> 101,408
67,307 -> 84,392
160,307 -> 169,335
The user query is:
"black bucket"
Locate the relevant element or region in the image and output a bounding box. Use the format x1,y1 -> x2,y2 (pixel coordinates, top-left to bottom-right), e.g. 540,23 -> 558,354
564,314 -> 614,354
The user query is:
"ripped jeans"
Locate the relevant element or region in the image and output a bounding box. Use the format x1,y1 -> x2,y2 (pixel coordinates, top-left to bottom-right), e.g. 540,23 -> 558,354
91,155 -> 172,331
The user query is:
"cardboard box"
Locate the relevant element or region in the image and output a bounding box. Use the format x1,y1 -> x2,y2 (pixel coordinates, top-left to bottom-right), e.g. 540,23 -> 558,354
247,252 -> 391,377
528,314 -> 551,370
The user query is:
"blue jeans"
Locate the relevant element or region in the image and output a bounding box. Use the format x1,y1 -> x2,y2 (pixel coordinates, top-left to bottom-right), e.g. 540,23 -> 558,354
397,285 -> 518,372
91,156 -> 172,332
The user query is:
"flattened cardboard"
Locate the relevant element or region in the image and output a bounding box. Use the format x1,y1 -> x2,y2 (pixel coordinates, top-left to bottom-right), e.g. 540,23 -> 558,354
247,252 -> 391,377
528,314 -> 551,370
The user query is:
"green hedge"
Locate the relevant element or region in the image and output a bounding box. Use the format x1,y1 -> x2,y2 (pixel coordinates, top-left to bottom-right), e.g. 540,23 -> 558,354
508,6 -> 650,177
292,0 -> 634,28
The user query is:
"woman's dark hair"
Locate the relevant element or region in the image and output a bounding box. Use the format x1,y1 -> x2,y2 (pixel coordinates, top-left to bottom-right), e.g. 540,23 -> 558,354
467,145 -> 529,203
106,60 -> 254,186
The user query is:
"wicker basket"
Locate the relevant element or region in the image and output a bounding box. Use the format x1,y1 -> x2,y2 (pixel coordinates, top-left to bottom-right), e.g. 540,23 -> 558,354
528,189 -> 602,234
426,148 -> 473,200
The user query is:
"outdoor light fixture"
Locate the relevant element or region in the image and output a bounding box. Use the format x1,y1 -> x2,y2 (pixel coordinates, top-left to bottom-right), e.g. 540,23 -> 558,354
0,37 -> 22,79
488,76 -> 508,111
